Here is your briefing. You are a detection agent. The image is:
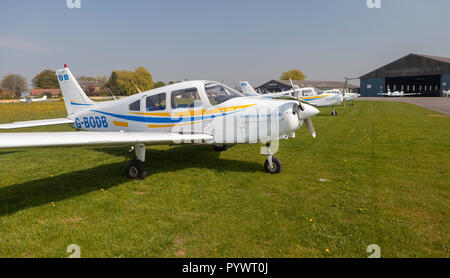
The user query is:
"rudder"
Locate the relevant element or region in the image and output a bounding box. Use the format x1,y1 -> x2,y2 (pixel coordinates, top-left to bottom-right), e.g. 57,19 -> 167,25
239,81 -> 260,96
56,65 -> 94,115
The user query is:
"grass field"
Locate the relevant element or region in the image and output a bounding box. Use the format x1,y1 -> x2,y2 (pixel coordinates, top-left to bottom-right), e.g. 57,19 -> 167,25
0,101 -> 449,258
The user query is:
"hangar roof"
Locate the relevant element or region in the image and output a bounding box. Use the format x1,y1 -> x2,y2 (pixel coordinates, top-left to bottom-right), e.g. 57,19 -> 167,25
360,53 -> 450,79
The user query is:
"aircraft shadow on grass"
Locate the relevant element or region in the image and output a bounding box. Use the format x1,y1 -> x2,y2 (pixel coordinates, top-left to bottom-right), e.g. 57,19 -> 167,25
0,151 -> 20,156
0,145 -> 259,216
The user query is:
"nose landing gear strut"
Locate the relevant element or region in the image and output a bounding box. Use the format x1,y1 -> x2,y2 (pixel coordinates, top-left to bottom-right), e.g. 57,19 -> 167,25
263,142 -> 282,174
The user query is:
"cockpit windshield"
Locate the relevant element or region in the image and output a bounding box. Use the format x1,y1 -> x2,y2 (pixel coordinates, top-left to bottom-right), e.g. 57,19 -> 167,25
204,82 -> 242,105
315,88 -> 324,95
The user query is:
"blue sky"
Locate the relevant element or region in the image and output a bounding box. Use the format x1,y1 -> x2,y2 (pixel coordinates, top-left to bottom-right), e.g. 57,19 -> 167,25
1,0 -> 450,87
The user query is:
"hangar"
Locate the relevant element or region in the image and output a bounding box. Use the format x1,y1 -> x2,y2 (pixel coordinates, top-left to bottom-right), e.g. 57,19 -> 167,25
360,54 -> 450,97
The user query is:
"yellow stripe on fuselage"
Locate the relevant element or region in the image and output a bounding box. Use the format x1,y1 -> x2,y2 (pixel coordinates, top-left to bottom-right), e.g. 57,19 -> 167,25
128,104 -> 256,117
113,121 -> 128,127
299,94 -> 330,100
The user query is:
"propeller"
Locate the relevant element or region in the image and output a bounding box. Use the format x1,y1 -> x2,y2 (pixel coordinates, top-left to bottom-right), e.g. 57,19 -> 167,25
289,78 -> 304,111
305,118 -> 316,138
292,103 -> 317,138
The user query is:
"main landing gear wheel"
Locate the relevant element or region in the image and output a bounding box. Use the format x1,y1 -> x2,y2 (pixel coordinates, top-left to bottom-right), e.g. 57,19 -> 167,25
264,156 -> 282,174
213,145 -> 228,152
331,109 -> 338,116
126,159 -> 147,180
126,143 -> 148,180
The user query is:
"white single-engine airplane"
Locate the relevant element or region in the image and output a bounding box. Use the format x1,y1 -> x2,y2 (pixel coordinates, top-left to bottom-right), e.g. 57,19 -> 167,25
239,80 -> 343,116
0,65 -> 319,179
322,89 -> 358,106
19,95 -> 48,103
378,89 -> 421,97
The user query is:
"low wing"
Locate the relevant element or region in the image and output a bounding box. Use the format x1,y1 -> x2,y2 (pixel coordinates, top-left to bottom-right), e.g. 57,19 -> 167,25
0,118 -> 74,130
402,93 -> 421,96
0,132 -> 213,149
273,95 -> 298,101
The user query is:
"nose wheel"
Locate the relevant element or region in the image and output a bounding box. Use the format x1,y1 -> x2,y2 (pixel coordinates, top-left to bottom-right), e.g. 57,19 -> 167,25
213,144 -> 228,152
126,143 -> 148,179
264,156 -> 282,174
331,107 -> 338,116
263,142 -> 282,174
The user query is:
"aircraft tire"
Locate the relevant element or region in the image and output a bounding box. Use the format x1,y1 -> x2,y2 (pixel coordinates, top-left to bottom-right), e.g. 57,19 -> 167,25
331,110 -> 338,116
264,156 -> 282,174
126,159 -> 148,180
213,145 -> 228,152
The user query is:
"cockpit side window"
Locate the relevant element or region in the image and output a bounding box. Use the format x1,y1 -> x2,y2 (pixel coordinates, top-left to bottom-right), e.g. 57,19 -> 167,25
171,88 -> 201,109
204,82 -> 241,105
129,99 -> 140,111
146,93 -> 166,111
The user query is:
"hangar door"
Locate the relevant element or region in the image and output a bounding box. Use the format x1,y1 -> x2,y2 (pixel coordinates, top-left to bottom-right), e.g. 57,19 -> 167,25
385,75 -> 441,97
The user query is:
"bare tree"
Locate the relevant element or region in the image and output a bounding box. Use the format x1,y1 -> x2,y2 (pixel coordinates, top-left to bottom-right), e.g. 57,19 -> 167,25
1,74 -> 28,97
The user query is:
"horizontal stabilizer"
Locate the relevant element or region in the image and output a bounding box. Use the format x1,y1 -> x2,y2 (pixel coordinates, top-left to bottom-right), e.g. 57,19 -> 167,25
0,118 -> 74,130
0,132 -> 214,148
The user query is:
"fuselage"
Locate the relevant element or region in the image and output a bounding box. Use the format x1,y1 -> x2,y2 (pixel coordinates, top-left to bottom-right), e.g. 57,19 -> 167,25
69,80 -> 318,144
323,89 -> 358,101
294,87 -> 343,107
19,96 -> 47,103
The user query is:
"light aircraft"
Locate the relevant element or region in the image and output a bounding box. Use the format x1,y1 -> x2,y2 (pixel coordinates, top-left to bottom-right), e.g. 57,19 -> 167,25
295,87 -> 343,115
0,65 -> 319,179
239,81 -> 290,98
239,80 -> 343,116
443,90 -> 450,98
322,89 -> 358,106
19,95 -> 48,103
378,89 -> 421,97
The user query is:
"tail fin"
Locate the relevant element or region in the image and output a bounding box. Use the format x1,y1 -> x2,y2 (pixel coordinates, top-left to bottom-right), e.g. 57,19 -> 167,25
56,65 -> 94,115
239,81 -> 260,96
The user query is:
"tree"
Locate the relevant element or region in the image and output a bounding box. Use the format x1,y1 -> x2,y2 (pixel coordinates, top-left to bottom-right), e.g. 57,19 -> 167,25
105,71 -> 121,95
0,89 -> 14,99
78,76 -> 107,86
32,70 -> 60,89
280,69 -> 306,81
106,66 -> 154,96
1,74 -> 28,97
154,81 -> 166,88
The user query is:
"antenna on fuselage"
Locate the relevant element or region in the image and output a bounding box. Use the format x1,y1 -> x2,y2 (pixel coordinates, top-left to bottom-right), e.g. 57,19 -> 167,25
131,80 -> 142,94
104,87 -> 118,101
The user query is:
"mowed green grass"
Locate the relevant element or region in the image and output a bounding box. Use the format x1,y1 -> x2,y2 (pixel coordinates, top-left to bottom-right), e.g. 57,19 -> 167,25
0,101 -> 448,258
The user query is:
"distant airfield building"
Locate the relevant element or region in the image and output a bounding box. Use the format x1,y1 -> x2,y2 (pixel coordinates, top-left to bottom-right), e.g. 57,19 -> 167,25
30,89 -> 61,97
360,53 -> 450,97
78,81 -> 102,96
256,80 -> 359,94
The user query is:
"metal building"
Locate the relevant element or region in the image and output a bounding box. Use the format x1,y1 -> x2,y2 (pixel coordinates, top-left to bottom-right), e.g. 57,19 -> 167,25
360,54 -> 450,97
256,80 -> 359,94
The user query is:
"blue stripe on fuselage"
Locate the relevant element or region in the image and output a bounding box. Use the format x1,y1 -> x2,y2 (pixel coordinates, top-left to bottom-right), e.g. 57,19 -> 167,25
90,109 -> 243,124
71,102 -> 93,106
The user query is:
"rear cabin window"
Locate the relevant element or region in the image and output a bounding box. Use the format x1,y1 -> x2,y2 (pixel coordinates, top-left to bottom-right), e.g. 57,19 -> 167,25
171,88 -> 201,109
146,93 -> 166,111
129,100 -> 140,111
301,89 -> 314,96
